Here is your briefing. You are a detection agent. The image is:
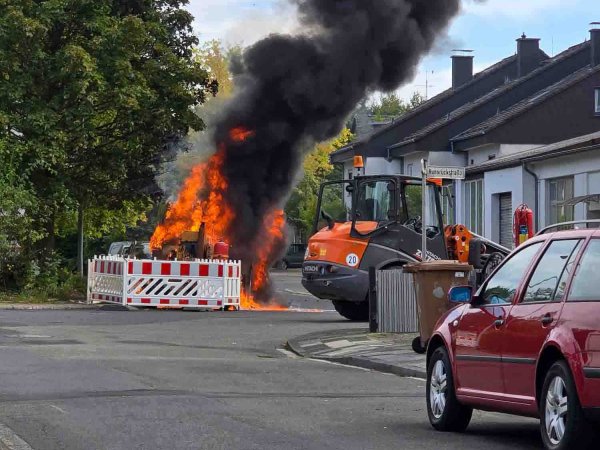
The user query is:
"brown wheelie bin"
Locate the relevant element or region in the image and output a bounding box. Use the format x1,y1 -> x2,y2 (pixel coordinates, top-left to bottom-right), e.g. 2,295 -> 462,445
404,261 -> 473,354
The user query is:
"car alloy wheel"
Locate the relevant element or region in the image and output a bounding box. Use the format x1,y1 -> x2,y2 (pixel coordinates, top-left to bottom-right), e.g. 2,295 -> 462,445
426,346 -> 472,432
430,360 -> 447,419
544,376 -> 568,445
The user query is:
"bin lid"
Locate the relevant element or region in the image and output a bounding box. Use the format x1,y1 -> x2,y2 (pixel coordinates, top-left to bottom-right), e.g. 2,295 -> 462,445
404,260 -> 473,273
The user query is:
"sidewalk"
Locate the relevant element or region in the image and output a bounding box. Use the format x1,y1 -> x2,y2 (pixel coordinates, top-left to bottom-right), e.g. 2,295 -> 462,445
287,328 -> 426,378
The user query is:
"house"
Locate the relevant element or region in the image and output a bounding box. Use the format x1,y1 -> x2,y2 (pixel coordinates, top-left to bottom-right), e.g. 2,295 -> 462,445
446,27 -> 600,247
335,25 -> 600,248
460,132 -> 600,248
331,34 -> 550,179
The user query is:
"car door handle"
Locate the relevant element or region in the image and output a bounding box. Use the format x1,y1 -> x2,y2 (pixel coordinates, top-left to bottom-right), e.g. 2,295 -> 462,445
494,318 -> 505,327
541,315 -> 554,326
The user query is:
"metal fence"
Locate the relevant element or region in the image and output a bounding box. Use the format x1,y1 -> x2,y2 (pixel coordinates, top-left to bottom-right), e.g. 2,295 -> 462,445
376,269 -> 419,333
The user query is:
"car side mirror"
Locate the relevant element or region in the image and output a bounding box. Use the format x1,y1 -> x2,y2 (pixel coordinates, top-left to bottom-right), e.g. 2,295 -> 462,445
448,286 -> 473,304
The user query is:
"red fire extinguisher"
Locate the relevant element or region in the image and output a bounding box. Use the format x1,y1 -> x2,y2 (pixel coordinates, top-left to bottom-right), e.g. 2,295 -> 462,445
513,204 -> 535,247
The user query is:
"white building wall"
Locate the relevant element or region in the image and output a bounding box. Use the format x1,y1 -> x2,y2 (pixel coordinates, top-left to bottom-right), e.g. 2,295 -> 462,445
467,144 -> 500,167
531,151 -> 600,228
365,157 -> 402,176
499,144 -> 539,157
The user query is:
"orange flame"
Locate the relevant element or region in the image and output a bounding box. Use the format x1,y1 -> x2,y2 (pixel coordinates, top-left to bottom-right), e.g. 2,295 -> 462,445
150,148 -> 233,251
230,127 -> 255,143
241,209 -> 288,310
151,126 -> 289,311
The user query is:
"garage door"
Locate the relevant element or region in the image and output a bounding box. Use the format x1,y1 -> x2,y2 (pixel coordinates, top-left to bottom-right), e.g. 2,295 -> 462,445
499,193 -> 513,249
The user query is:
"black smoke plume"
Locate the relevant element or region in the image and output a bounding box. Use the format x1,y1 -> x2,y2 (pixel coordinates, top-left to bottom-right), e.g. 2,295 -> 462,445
211,0 -> 462,302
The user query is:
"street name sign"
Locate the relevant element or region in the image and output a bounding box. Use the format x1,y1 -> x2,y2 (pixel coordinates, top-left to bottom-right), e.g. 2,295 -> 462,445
426,166 -> 466,180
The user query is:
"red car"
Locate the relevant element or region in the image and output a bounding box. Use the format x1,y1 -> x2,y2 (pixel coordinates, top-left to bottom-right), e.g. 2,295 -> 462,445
426,224 -> 600,450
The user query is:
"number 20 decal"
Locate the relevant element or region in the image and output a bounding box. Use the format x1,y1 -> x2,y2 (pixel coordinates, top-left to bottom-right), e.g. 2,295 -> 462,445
346,253 -> 359,267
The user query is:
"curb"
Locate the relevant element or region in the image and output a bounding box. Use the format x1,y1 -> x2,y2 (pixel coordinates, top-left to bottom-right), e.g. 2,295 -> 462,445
286,335 -> 426,379
0,303 -> 98,311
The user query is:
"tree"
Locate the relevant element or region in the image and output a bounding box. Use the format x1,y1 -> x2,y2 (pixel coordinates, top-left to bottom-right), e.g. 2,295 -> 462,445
0,0 -> 216,277
159,39 -> 243,199
369,91 -> 426,120
285,129 -> 354,240
195,40 -> 242,100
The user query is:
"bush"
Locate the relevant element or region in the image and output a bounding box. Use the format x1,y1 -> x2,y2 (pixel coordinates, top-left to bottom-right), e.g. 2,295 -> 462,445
0,250 -> 86,302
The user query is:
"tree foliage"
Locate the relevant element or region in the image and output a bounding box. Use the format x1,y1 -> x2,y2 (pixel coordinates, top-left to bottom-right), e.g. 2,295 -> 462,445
195,40 -> 242,100
369,92 -> 426,120
0,0 -> 214,291
285,128 -> 354,240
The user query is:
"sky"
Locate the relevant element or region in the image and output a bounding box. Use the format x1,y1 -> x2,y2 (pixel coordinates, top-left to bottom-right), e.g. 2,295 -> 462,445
186,0 -> 599,101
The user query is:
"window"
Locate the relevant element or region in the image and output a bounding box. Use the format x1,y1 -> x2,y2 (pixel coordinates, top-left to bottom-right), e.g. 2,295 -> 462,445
481,242 -> 543,305
404,184 -> 440,231
464,179 -> 484,235
355,180 -> 394,223
595,88 -> 600,114
442,183 -> 455,224
522,240 -> 581,303
317,181 -> 352,230
547,177 -> 574,226
568,240 -> 600,302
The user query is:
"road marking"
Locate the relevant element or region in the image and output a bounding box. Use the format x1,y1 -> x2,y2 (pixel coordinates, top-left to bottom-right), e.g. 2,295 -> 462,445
307,358 -> 374,372
49,404 -> 66,414
0,423 -> 33,450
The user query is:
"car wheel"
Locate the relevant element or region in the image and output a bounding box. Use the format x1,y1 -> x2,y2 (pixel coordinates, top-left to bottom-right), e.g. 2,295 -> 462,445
540,361 -> 594,450
427,346 -> 472,432
279,260 -> 288,270
412,336 -> 427,354
332,300 -> 369,322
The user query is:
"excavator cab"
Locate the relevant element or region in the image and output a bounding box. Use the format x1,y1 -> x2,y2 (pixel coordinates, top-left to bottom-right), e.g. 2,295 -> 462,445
312,175 -> 447,262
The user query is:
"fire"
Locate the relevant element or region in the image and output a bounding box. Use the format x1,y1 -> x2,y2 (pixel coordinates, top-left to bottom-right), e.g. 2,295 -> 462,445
150,148 -> 233,251
230,127 -> 255,143
151,126 -> 289,311
241,209 -> 288,311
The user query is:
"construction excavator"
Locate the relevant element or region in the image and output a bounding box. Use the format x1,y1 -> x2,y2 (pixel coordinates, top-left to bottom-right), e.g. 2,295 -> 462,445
301,162 -> 509,321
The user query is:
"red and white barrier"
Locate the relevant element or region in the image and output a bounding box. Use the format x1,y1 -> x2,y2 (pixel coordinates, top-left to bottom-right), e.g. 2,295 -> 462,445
87,256 -> 242,310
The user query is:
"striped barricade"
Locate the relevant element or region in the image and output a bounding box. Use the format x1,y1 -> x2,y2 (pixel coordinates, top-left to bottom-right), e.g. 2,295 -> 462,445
87,256 -> 242,310
87,255 -> 126,305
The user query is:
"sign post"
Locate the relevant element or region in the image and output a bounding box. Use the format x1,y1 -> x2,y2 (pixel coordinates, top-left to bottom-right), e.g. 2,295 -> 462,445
421,159 -> 428,261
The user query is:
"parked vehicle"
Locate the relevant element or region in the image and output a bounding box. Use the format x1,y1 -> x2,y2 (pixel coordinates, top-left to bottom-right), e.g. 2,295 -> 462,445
302,169 -> 509,321
276,243 -> 307,270
107,241 -> 152,259
426,220 -> 600,450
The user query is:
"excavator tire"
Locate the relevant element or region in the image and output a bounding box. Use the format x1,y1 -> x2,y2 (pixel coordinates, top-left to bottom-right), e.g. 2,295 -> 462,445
332,300 -> 369,322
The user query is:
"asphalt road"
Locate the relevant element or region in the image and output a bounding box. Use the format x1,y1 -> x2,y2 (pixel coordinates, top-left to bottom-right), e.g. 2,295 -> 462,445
0,278 -> 543,449
271,269 -> 334,311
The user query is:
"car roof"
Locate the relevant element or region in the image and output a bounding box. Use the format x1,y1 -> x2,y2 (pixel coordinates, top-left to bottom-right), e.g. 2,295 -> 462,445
529,228 -> 600,245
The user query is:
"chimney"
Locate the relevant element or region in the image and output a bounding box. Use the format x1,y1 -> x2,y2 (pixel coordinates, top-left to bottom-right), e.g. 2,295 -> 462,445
451,49 -> 474,89
591,23 -> 600,67
517,33 -> 541,77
